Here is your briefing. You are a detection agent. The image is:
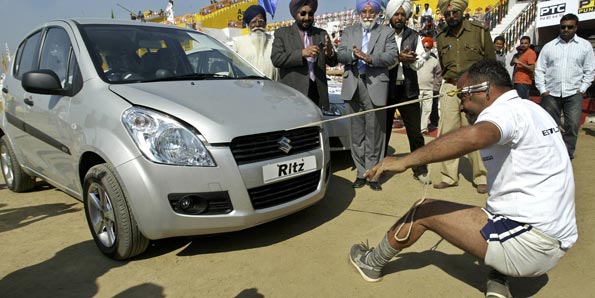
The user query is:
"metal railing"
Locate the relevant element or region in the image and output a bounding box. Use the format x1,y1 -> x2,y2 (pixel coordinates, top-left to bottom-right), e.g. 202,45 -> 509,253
497,0 -> 538,53
485,0 -> 510,32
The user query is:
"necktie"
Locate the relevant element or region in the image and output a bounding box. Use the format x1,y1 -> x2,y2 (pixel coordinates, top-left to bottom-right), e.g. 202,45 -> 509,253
358,30 -> 369,75
304,32 -> 316,81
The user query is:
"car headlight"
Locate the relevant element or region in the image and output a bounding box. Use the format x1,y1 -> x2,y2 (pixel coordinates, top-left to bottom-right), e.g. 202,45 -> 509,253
122,107 -> 216,166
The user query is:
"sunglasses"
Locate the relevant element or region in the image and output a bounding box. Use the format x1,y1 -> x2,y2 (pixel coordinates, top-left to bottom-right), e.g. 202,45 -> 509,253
456,82 -> 490,100
560,25 -> 576,30
299,10 -> 315,17
443,10 -> 461,17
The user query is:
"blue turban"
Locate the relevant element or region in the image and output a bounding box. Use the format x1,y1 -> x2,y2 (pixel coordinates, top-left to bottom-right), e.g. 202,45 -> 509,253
289,0 -> 318,19
356,0 -> 383,13
243,5 -> 266,26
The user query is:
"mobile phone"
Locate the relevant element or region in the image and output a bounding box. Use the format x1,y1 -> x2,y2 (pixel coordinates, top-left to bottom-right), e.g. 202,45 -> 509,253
319,41 -> 325,48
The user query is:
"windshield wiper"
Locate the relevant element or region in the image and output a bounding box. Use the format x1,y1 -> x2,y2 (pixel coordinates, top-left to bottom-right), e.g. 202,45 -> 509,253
143,73 -> 232,82
238,75 -> 269,80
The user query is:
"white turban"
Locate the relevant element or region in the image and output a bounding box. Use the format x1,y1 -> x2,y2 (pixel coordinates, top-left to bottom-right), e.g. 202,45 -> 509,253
386,0 -> 411,19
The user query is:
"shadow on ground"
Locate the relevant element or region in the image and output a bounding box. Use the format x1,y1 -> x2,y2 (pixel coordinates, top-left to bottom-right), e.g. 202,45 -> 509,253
385,250 -> 548,297
0,241 -> 146,298
0,202 -> 80,233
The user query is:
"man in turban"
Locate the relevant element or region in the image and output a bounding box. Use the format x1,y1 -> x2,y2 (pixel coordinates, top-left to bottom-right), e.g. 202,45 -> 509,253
230,5 -> 278,80
336,0 -> 398,191
383,0 -> 431,185
433,0 -> 495,195
271,0 -> 338,112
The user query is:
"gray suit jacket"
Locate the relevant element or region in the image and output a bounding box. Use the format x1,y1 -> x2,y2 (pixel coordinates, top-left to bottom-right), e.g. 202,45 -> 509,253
337,23 -> 398,106
271,23 -> 338,110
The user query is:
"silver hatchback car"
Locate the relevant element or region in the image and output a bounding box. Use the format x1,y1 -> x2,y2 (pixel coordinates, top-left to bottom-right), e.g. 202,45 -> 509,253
0,19 -> 330,259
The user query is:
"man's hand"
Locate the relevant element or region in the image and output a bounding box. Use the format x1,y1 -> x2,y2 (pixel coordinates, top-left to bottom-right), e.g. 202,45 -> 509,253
364,156 -> 408,182
353,45 -> 371,64
302,45 -> 320,59
512,57 -> 520,64
541,91 -> 550,97
577,90 -> 586,97
399,48 -> 417,64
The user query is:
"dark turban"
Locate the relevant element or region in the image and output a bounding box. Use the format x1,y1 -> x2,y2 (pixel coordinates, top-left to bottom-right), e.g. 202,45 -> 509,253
356,0 -> 383,13
243,5 -> 266,26
289,0 -> 318,19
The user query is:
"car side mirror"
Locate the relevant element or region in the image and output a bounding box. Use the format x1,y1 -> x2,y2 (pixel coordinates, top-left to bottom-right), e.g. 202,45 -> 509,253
22,69 -> 67,96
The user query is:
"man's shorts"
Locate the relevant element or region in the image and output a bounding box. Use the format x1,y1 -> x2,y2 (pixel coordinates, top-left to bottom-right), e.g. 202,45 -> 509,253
481,208 -> 566,277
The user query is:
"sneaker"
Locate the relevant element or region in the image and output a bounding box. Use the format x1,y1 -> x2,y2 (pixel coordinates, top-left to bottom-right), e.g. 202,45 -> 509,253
349,243 -> 383,282
486,270 -> 512,298
414,172 -> 432,185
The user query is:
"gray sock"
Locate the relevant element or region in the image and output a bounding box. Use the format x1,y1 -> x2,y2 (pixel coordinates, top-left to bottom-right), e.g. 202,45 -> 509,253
365,234 -> 400,268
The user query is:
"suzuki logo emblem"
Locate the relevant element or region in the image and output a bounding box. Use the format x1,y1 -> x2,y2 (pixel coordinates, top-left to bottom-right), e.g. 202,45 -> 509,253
278,136 -> 292,154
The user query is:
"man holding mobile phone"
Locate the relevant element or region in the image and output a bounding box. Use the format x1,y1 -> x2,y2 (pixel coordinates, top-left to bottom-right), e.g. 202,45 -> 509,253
271,0 -> 338,113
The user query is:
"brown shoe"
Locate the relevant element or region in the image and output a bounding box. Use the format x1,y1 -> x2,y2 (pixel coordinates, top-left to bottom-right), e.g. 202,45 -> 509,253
476,184 -> 488,194
433,181 -> 458,189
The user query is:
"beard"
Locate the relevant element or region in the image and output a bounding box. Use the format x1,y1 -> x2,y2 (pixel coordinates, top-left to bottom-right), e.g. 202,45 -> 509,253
446,18 -> 462,28
249,29 -> 266,55
361,18 -> 377,30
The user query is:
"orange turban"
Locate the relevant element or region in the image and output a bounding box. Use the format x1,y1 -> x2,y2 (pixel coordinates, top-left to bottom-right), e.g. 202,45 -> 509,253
422,36 -> 434,49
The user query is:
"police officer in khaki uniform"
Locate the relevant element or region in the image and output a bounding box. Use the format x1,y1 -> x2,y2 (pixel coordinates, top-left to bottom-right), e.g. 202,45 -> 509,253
434,0 -> 495,194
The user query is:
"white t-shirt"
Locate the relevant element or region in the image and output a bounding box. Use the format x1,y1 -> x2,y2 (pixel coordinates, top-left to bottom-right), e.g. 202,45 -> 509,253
477,90 -> 577,249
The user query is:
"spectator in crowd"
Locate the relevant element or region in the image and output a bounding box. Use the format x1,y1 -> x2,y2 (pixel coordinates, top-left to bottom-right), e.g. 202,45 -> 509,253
433,0 -> 494,194
230,5 -> 279,80
535,13 -> 595,160
493,35 -> 506,65
165,0 -> 175,24
417,36 -> 442,134
271,0 -> 338,112
385,0 -> 430,185
348,59 -> 577,298
421,3 -> 433,24
337,0 -> 398,191
510,36 -> 536,100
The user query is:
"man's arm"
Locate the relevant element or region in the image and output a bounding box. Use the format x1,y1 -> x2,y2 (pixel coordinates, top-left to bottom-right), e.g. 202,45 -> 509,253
534,45 -> 548,95
579,43 -> 595,95
270,29 -> 306,69
365,121 -> 501,181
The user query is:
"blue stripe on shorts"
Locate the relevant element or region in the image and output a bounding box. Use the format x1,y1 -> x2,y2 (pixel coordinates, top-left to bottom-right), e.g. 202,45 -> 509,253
480,208 -> 532,243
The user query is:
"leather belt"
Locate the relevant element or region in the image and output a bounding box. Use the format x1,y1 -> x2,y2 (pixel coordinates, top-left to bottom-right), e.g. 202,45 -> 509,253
444,77 -> 458,85
395,80 -> 405,85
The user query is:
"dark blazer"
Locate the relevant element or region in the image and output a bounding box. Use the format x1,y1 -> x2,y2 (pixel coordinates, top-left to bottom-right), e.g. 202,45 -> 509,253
337,23 -> 398,106
271,23 -> 338,110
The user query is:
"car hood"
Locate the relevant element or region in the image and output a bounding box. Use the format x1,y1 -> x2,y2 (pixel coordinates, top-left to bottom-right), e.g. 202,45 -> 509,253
109,80 -> 322,143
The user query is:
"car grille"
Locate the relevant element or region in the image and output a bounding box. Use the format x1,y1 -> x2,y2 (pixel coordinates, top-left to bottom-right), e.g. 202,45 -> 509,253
248,171 -> 321,210
230,127 -> 321,165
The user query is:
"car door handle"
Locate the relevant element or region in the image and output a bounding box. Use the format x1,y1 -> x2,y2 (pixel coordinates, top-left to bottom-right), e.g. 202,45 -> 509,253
1,87 -> 7,94
24,98 -> 34,106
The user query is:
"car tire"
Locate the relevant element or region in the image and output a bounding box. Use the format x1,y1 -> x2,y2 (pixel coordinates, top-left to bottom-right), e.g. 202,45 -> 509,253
0,135 -> 36,192
83,163 -> 149,260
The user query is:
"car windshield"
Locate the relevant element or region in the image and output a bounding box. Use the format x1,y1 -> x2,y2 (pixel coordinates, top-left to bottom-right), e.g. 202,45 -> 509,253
79,24 -> 263,83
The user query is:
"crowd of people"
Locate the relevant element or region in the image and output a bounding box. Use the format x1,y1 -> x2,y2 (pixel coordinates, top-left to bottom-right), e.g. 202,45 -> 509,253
227,0 -> 593,297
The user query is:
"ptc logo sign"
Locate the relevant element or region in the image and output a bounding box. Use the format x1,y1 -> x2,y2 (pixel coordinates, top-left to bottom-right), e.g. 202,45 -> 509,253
540,3 -> 566,17
579,0 -> 595,13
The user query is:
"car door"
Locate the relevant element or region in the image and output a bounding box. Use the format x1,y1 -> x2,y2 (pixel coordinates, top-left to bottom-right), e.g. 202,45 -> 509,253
24,26 -> 80,190
2,30 -> 43,170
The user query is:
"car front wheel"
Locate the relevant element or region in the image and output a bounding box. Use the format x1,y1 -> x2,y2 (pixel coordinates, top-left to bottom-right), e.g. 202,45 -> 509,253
0,135 -> 36,192
83,163 -> 149,260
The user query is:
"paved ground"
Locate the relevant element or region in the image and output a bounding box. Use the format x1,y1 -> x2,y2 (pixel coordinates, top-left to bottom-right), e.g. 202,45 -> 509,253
1,123 -> 594,298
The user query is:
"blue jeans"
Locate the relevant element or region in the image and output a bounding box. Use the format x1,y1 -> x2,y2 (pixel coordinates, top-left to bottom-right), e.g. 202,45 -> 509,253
540,93 -> 583,159
514,83 -> 532,100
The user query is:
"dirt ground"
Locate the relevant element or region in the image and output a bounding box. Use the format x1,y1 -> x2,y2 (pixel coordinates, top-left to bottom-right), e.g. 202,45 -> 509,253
1,124 -> 594,298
